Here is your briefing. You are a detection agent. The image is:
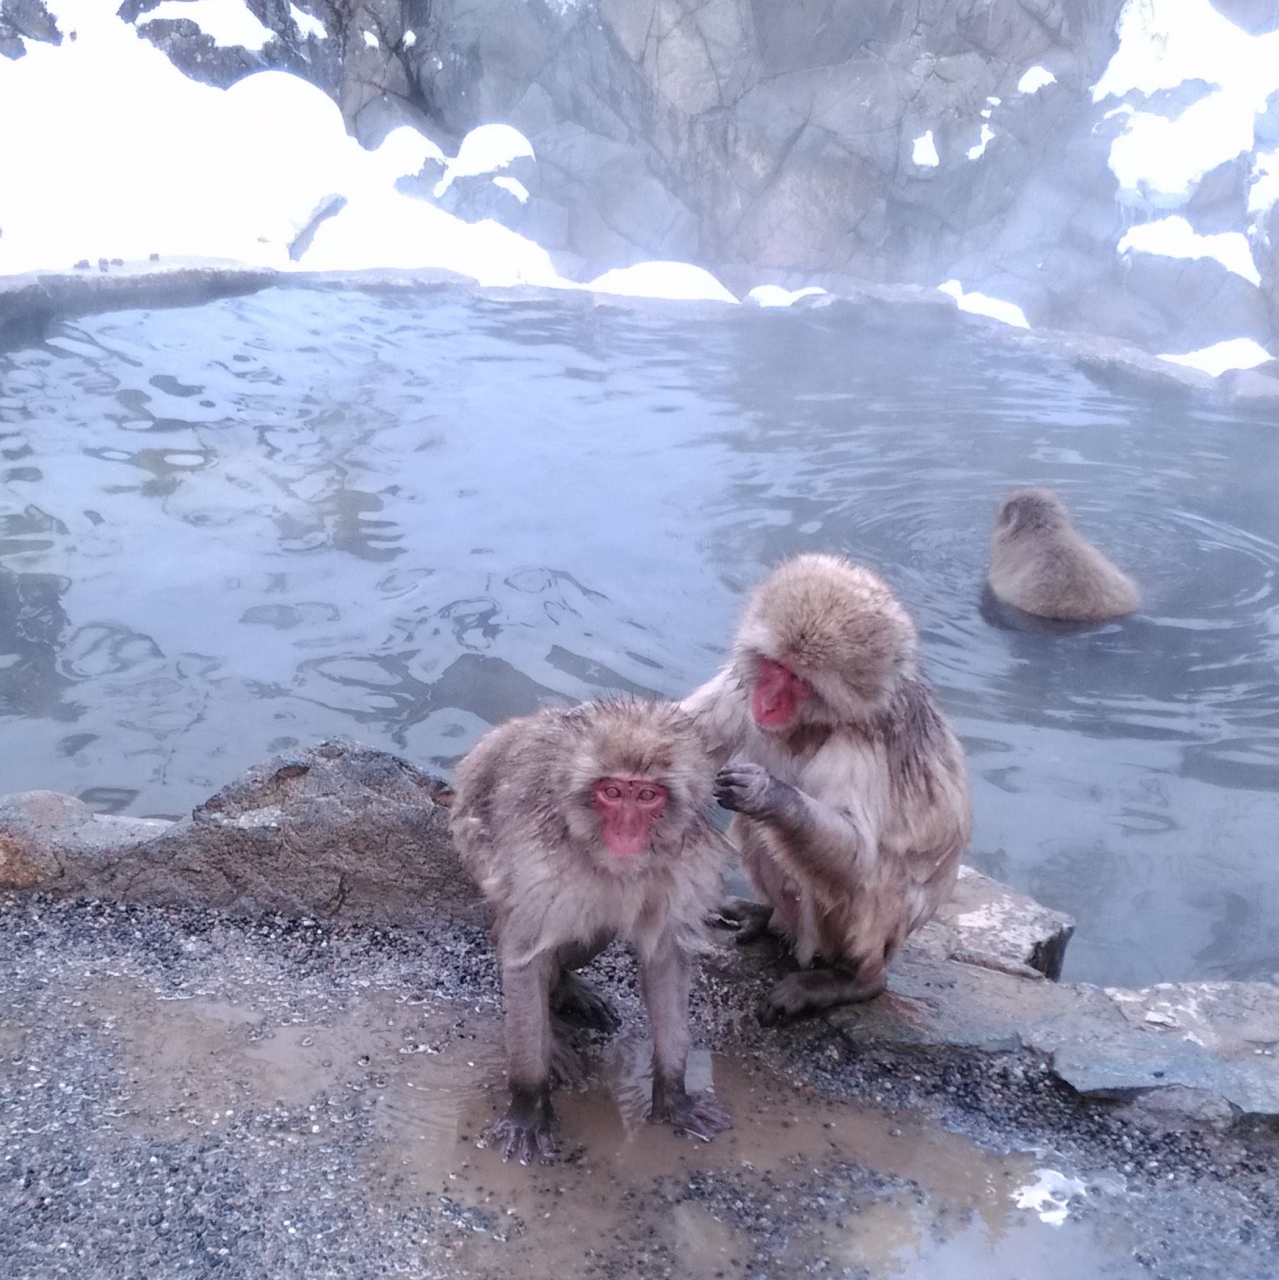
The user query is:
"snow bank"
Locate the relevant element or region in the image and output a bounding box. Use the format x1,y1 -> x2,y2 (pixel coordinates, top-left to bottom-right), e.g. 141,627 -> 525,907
0,0 -> 740,303
937,280 -> 1030,329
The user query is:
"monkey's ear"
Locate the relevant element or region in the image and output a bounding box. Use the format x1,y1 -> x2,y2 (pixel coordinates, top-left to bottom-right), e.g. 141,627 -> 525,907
562,702 -> 593,721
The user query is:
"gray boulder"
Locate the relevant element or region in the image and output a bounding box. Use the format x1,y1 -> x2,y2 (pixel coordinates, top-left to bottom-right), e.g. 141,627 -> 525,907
0,739 -> 482,929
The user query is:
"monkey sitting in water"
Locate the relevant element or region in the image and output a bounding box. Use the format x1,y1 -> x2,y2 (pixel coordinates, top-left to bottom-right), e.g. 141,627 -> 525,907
987,487 -> 1138,622
449,698 -> 732,1165
682,553 -> 972,1021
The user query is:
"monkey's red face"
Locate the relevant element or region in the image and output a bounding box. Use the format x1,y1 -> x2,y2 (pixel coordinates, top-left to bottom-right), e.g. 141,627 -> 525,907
751,656 -> 812,731
592,776 -> 669,858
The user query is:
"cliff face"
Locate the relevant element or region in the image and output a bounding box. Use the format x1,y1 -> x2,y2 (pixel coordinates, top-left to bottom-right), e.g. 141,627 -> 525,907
7,0 -> 1278,358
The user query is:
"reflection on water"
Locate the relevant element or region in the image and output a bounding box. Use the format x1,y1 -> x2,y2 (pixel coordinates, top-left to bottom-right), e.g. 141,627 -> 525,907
2,285 -> 1279,985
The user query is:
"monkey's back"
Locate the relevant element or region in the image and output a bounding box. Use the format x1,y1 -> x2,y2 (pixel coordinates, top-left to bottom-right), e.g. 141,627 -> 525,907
989,525 -> 1138,621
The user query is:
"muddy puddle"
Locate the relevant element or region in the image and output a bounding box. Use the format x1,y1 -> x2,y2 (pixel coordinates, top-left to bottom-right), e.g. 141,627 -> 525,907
89,979 -> 1141,1278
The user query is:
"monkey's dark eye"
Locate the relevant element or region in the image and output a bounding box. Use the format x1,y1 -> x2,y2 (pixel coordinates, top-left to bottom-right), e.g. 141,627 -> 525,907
637,788 -> 657,803
603,784 -> 622,800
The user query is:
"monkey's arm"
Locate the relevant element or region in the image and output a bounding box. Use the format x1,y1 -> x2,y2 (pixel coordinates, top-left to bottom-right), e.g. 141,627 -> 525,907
640,936 -> 731,1141
680,668 -> 750,766
715,762 -> 875,889
486,945 -> 560,1165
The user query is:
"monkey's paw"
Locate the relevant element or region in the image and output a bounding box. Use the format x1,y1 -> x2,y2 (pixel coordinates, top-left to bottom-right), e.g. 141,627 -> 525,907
714,762 -> 782,819
708,897 -> 776,945
480,1114 -> 561,1166
659,1091 -> 732,1143
758,972 -> 824,1024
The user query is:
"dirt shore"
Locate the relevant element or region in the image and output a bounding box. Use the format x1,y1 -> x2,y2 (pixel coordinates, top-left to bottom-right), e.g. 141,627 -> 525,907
2,892 -> 1276,1279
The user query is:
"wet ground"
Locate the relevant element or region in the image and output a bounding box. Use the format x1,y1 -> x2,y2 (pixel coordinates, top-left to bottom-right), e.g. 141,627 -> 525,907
2,892 -> 1275,1279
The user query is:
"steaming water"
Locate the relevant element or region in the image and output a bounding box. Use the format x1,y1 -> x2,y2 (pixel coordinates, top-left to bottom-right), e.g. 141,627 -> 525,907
2,283 -> 1278,988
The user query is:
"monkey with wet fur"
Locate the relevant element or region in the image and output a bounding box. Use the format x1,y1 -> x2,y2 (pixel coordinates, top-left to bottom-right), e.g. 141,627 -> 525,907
988,487 -> 1138,622
450,698 -> 732,1164
682,553 -> 972,1021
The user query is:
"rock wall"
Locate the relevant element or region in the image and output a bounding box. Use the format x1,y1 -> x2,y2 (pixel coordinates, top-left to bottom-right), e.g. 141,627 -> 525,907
5,0 -> 1278,359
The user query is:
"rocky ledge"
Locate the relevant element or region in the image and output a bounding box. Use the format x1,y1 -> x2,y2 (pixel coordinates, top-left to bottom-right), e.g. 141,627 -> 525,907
1,737 -> 1274,1130
5,262 -> 1279,411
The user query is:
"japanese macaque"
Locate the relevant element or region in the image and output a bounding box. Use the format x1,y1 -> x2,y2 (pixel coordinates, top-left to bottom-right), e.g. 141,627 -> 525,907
449,698 -> 732,1164
988,487 -> 1138,621
682,553 -> 972,1021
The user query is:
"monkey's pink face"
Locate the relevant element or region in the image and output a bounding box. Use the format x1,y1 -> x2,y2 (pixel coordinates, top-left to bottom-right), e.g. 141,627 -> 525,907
592,776 -> 669,858
751,656 -> 812,731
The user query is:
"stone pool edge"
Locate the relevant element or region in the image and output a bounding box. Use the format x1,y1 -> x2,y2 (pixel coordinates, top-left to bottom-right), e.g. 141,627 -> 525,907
0,737 -> 1274,1129
3,259 -> 1279,408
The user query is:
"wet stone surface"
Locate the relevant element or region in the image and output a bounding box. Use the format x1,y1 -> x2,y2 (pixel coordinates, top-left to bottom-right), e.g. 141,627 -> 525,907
2,892 -> 1276,1280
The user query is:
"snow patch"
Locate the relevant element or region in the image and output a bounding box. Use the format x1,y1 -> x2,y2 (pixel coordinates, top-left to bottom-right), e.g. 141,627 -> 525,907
747,285 -> 827,308
434,124 -> 536,197
403,29 -> 417,48
588,262 -> 737,304
912,131 -> 940,167
1018,65 -> 1056,94
492,176 -> 530,204
145,0 -> 273,50
1092,0 -> 1279,203
1013,1169 -> 1087,1227
362,29 -> 379,50
1118,216 -> 1260,284
289,4 -> 325,40
937,280 -> 1030,329
1159,338 -> 1273,376
967,124 -> 995,161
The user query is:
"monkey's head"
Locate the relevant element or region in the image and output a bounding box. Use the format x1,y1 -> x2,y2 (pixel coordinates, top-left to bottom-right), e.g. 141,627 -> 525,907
733,553 -> 917,731
993,488 -> 1070,540
561,699 -> 712,871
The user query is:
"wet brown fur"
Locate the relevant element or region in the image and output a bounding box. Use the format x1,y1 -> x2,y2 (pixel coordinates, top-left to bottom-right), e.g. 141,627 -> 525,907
450,698 -> 731,1159
988,487 -> 1138,622
683,553 -> 972,1017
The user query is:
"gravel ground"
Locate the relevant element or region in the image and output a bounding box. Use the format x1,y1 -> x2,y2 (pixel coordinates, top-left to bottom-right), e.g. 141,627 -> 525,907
1,892 -> 1276,1280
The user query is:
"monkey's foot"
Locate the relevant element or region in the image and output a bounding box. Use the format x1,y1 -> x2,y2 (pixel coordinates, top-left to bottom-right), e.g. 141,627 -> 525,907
481,1085 -> 560,1165
481,1114 -> 560,1165
653,1090 -> 732,1142
709,897 -> 776,944
551,970 -> 621,1033
759,967 -> 886,1024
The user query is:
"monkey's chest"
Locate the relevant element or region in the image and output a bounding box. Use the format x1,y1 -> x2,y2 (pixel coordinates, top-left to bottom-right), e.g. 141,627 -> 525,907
536,874 -> 666,952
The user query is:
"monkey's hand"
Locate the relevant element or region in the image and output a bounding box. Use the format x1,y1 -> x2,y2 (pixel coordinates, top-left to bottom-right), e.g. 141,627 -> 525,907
481,1085 -> 560,1165
714,762 -> 794,821
651,1080 -> 732,1143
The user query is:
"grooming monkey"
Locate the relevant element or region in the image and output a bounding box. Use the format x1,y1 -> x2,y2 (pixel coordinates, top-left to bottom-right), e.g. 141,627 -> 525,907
449,698 -> 732,1164
682,553 -> 972,1020
988,487 -> 1138,622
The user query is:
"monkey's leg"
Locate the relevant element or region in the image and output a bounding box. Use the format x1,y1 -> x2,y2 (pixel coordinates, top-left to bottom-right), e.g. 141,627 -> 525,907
484,950 -> 561,1165
759,962 -> 887,1025
640,938 -> 731,1141
549,938 -> 621,1033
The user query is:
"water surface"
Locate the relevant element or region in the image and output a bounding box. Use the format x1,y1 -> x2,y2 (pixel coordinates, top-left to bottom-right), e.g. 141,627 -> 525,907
2,283 -> 1278,986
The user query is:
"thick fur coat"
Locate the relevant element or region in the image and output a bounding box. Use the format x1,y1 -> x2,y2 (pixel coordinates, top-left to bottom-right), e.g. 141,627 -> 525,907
451,698 -> 728,969
988,487 -> 1138,621
684,554 -> 972,1007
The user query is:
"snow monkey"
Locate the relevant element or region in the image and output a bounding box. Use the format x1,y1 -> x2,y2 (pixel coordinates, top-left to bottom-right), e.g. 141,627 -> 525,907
449,698 -> 733,1164
682,553 -> 972,1021
988,487 -> 1138,621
